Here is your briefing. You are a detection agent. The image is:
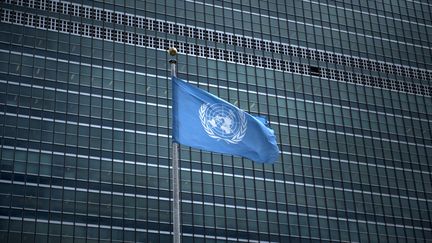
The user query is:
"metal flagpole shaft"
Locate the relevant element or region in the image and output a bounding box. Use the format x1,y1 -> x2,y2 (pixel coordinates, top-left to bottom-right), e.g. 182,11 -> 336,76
169,47 -> 181,243
172,142 -> 180,243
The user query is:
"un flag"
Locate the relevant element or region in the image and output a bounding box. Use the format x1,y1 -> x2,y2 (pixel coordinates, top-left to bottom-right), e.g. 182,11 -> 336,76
172,77 -> 279,164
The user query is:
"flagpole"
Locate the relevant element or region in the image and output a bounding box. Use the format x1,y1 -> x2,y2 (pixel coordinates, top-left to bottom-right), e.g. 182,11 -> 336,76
169,47 -> 181,243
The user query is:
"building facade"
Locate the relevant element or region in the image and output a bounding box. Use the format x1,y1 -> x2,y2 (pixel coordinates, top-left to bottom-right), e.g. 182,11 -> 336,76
0,0 -> 431,242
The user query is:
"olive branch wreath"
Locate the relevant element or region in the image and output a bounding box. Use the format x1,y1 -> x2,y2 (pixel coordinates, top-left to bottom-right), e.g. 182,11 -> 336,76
199,104 -> 247,144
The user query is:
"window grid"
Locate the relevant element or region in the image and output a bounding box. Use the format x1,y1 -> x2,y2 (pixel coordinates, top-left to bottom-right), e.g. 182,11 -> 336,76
3,0 -> 432,82
1,1 -> 432,243
1,8 -> 430,97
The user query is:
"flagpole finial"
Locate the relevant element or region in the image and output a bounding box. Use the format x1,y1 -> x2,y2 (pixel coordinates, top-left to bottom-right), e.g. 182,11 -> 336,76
168,47 -> 178,56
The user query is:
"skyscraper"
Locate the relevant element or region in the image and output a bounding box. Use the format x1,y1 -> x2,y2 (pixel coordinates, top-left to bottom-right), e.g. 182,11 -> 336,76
0,0 -> 431,242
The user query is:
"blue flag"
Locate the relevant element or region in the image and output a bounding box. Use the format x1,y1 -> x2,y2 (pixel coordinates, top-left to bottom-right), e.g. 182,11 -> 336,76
172,77 -> 279,164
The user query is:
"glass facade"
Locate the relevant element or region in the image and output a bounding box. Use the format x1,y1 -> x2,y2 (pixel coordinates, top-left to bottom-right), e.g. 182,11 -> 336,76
0,0 -> 431,242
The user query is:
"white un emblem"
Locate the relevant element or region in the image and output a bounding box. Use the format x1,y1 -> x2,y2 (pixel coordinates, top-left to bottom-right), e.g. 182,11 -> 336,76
199,103 -> 247,144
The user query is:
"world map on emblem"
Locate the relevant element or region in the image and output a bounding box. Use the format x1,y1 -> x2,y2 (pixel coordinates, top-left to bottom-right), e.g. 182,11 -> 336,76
199,103 -> 247,144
